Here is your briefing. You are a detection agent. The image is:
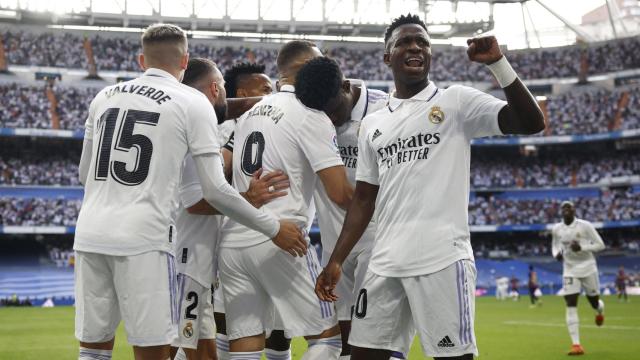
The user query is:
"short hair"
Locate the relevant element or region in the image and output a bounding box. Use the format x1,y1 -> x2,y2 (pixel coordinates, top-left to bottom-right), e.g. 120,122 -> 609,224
224,62 -> 266,97
183,58 -> 217,87
560,200 -> 574,208
276,40 -> 317,72
141,24 -> 188,66
384,13 -> 428,47
295,57 -> 343,111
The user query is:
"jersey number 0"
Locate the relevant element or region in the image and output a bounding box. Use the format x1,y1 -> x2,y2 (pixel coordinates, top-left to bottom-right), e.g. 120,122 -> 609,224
240,131 -> 265,176
94,108 -> 160,185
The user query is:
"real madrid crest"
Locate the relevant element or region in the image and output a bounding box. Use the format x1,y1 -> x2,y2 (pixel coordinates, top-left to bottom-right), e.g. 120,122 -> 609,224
429,106 -> 444,124
183,322 -> 194,338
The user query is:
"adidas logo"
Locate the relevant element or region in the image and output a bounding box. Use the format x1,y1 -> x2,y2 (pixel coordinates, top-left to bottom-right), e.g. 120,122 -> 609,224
372,129 -> 382,141
437,335 -> 455,348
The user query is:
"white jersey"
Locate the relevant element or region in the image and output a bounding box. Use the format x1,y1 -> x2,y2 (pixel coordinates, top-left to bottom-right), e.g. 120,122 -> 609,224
356,82 -> 506,277
75,68 -> 220,256
175,155 -> 220,287
313,81 -> 388,254
220,84 -> 343,248
218,119 -> 236,145
551,218 -> 605,278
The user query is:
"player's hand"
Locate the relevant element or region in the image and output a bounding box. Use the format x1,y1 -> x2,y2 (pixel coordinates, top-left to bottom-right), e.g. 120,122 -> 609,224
570,241 -> 581,252
315,261 -> 342,302
272,220 -> 307,257
244,168 -> 289,208
466,36 -> 503,64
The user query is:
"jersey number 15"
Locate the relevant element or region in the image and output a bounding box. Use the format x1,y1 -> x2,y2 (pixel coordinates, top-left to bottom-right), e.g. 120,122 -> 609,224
94,108 -> 160,186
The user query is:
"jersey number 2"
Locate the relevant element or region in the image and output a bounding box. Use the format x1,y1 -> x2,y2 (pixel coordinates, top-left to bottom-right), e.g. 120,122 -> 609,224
94,108 -> 160,185
240,131 -> 265,176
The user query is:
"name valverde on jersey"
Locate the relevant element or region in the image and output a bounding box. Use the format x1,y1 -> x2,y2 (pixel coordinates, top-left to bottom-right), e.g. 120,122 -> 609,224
220,84 -> 343,248
356,82 -> 507,277
75,68 -> 220,256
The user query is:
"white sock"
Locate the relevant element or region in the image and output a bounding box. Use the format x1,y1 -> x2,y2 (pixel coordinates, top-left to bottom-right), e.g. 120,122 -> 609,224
229,351 -> 262,359
566,307 -> 580,345
265,348 -> 291,360
302,334 -> 342,360
216,334 -> 230,360
173,348 -> 187,360
339,356 -> 350,360
597,299 -> 605,314
78,347 -> 112,360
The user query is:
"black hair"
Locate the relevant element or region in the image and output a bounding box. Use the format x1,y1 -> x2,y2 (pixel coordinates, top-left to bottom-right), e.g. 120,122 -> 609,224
384,13 -> 428,46
295,56 -> 343,111
182,58 -> 217,87
223,62 -> 266,97
276,40 -> 317,72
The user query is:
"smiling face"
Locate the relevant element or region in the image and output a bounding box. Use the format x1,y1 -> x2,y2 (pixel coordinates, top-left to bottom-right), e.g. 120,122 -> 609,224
384,24 -> 432,87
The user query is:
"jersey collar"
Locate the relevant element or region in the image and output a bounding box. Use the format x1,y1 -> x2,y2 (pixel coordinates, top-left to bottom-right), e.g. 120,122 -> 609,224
387,81 -> 438,112
350,79 -> 369,121
143,68 -> 179,82
279,84 -> 295,93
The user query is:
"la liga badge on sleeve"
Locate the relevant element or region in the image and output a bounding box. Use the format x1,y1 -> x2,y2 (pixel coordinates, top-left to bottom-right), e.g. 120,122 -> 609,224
429,106 -> 444,124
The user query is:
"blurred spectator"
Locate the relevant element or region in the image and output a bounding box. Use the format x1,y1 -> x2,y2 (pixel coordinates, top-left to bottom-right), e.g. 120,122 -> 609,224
0,155 -> 80,186
0,83 -> 50,129
3,30 -> 639,81
0,197 -> 81,226
469,188 -> 640,225
55,86 -> 100,130
471,152 -> 640,188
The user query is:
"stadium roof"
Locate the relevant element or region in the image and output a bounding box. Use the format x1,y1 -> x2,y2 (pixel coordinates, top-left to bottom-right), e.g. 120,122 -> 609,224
0,0 -> 635,49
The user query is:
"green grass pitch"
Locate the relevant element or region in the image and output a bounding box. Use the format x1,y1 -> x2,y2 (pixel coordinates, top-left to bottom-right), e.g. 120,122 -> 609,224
1,296 -> 638,359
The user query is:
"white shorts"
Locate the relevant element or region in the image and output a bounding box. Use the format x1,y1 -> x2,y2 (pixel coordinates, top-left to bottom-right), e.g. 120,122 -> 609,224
74,250 -> 179,346
322,247 -> 371,321
563,273 -> 600,296
218,240 -> 337,340
173,275 -> 216,349
349,259 -> 478,357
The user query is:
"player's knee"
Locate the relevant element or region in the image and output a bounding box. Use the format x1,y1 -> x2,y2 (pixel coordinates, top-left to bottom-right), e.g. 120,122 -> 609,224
265,330 -> 291,351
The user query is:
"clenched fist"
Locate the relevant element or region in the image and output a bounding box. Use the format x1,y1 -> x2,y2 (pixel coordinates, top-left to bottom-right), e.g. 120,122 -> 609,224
466,36 -> 503,65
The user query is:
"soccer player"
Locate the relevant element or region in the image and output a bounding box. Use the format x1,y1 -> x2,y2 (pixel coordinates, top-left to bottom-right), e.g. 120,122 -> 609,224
315,13 -> 545,360
213,63 -> 292,360
527,265 -> 540,307
552,200 -> 606,356
616,266 -> 628,302
495,276 -> 509,301
510,274 -> 520,301
218,40 -> 353,360
294,57 -> 407,360
171,58 -> 290,360
73,24 -> 305,360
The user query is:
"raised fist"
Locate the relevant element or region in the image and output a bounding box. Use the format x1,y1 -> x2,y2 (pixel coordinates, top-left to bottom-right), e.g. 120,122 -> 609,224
466,36 -> 503,65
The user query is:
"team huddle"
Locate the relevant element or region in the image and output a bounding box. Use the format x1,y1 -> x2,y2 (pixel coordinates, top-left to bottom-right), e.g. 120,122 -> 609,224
73,13 -> 619,360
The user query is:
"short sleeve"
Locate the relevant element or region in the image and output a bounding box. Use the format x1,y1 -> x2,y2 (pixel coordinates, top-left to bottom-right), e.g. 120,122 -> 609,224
355,120 -> 379,185
455,85 -> 506,139
297,111 -> 343,172
179,155 -> 204,208
185,94 -> 220,156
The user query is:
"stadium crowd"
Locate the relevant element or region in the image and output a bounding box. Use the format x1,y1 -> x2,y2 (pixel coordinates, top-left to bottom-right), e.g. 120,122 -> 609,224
0,156 -> 80,186
1,152 -> 636,188
1,189 -> 637,227
469,188 -> 640,225
2,81 -> 639,137
471,152 -> 640,188
0,197 -> 81,226
2,30 -> 640,81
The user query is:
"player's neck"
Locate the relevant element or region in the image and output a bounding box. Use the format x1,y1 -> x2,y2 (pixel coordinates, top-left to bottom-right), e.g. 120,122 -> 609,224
563,217 -> 575,225
394,78 -> 429,99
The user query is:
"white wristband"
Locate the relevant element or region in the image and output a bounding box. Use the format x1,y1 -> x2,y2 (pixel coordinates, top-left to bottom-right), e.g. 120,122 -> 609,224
487,56 -> 518,88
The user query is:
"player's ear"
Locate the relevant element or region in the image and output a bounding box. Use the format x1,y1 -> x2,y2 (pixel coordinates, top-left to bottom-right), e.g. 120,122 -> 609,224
138,54 -> 146,71
275,80 -> 281,92
342,79 -> 351,94
210,81 -> 219,98
383,52 -> 391,67
180,53 -> 189,70
236,88 -> 247,98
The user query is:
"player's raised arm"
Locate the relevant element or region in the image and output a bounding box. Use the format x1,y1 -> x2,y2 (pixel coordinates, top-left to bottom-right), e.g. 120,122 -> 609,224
466,36 -> 545,135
